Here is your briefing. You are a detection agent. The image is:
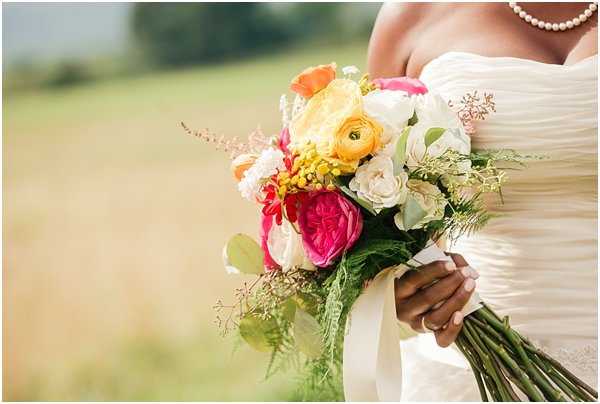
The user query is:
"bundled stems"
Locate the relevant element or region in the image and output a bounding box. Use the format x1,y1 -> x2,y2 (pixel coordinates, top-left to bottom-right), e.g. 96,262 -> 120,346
454,304 -> 598,402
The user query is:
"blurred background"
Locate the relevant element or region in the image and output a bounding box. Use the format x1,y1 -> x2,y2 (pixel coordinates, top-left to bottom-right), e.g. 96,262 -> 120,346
3,2 -> 381,401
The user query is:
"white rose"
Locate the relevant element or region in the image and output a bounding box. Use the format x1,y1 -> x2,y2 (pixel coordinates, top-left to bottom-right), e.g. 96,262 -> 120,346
267,220 -> 316,271
394,179 -> 447,231
413,93 -> 464,132
349,156 -> 409,212
404,122 -> 471,171
363,89 -> 414,157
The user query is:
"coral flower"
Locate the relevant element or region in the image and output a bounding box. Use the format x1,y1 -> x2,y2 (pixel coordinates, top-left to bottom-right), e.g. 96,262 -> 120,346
231,154 -> 256,182
290,62 -> 337,99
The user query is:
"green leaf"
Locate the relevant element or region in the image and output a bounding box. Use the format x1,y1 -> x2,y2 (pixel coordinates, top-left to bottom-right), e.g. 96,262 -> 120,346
282,297 -> 296,323
293,308 -> 325,358
394,126 -> 411,175
239,315 -> 279,352
339,186 -> 377,216
424,127 -> 446,148
226,233 -> 264,275
296,291 -> 319,317
402,194 -> 428,230
407,111 -> 418,126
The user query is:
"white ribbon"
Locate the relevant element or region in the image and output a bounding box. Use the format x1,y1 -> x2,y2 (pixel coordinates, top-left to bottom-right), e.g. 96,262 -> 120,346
343,240 -> 482,401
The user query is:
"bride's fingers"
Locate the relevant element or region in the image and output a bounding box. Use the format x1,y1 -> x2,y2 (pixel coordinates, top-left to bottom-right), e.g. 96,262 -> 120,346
434,311 -> 464,348
395,259 -> 456,299
426,277 -> 476,331
408,268 -> 470,314
447,252 -> 469,269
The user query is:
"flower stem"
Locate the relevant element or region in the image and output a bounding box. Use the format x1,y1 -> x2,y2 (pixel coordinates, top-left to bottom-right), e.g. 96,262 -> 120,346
456,335 -> 489,401
463,321 -> 512,401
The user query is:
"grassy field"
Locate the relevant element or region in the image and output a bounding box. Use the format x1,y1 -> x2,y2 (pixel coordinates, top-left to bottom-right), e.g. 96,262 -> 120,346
3,40 -> 370,401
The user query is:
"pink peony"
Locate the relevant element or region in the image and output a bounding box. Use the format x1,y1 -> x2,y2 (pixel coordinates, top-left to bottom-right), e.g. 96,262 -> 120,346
297,190 -> 363,267
372,77 -> 428,96
259,214 -> 279,271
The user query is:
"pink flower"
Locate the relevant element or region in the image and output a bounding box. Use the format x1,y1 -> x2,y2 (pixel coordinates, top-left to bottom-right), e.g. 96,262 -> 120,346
259,214 -> 279,271
297,190 -> 363,267
278,126 -> 291,154
372,77 -> 428,96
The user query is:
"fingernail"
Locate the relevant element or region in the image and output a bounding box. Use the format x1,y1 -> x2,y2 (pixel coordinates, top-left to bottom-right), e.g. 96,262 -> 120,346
444,260 -> 456,271
461,266 -> 479,279
453,312 -> 463,325
464,278 -> 476,292
463,265 -> 479,279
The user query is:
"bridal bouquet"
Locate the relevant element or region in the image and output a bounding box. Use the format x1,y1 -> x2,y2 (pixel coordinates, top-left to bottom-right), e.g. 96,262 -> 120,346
184,63 -> 597,402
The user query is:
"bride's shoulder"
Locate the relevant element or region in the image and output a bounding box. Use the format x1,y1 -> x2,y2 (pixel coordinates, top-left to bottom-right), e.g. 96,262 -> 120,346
367,3 -> 459,78
367,3 -> 429,78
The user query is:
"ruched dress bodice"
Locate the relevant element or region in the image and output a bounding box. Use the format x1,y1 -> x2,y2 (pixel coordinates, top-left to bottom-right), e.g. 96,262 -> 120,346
400,51 -> 598,401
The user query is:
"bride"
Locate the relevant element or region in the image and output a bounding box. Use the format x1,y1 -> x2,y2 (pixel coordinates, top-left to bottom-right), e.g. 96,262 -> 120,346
368,2 -> 598,401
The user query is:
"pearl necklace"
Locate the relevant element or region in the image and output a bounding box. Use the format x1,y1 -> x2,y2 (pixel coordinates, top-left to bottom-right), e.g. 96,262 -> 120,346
509,2 -> 598,31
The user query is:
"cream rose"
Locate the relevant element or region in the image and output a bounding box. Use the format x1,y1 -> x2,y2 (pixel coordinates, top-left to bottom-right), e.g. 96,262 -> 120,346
289,79 -> 363,174
363,89 -> 414,157
404,122 -> 471,171
412,93 -> 464,132
394,179 -> 447,231
348,156 -> 409,212
267,220 -> 316,271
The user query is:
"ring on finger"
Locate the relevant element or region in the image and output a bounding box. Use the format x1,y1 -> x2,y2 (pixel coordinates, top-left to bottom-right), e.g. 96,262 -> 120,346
421,315 -> 436,334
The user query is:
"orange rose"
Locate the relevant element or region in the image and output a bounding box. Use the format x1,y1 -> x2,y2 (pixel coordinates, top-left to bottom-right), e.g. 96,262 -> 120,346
290,62 -> 337,99
231,154 -> 256,182
333,116 -> 382,163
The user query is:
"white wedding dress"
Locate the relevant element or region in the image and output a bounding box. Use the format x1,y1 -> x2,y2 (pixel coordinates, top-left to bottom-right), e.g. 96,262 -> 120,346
399,52 -> 598,401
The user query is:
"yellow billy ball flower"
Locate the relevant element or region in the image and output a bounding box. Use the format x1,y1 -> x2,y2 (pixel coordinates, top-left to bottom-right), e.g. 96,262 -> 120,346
332,116 -> 382,163
317,163 -> 330,175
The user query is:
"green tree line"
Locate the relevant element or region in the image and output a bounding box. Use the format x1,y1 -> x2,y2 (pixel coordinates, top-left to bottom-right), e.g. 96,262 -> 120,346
131,3 -> 380,67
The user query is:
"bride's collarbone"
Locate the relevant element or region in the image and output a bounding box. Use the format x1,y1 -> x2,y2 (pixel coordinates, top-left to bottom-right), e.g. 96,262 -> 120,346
400,6 -> 597,76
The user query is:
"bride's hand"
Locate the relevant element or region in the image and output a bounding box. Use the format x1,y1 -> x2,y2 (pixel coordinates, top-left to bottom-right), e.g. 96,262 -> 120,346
394,253 -> 479,348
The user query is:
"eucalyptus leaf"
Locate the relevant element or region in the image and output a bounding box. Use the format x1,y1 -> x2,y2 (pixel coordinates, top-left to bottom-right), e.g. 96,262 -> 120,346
293,308 -> 325,358
340,186 -> 377,216
424,127 -> 446,148
394,126 -> 411,175
402,194 -> 428,230
225,234 -> 264,275
239,315 -> 279,352
282,297 -> 296,323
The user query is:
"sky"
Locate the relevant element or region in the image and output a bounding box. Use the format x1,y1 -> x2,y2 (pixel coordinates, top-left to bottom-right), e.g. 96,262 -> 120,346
2,3 -> 133,68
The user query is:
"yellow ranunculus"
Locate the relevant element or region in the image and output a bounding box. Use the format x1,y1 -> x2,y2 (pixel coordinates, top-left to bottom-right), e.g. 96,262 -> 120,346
289,79 -> 363,174
333,116 -> 382,162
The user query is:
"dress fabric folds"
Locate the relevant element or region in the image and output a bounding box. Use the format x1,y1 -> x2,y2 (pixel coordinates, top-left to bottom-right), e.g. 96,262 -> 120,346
399,52 -> 598,402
